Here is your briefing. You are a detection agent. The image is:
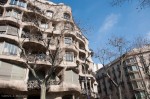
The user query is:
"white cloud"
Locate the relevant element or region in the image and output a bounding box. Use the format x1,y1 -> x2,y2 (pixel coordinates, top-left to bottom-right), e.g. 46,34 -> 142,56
99,13 -> 120,33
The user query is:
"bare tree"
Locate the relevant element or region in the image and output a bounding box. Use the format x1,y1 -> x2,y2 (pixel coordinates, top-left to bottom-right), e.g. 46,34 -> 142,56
95,36 -> 130,99
111,0 -> 150,9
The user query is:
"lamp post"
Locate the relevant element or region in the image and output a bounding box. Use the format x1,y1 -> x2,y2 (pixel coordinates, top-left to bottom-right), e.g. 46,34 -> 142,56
83,51 -> 94,99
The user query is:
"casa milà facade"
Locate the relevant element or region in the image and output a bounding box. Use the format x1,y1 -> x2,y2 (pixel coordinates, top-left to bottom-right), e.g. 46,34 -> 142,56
0,0 -> 98,99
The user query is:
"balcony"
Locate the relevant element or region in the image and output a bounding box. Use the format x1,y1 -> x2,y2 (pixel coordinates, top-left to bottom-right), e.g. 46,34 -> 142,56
21,33 -> 43,42
27,80 -> 40,90
47,80 -> 60,86
0,0 -> 7,5
0,25 -> 19,36
5,9 -> 22,20
27,80 -> 60,90
27,4 -> 43,15
0,31 -> 6,34
79,52 -> 86,62
79,42 -> 85,51
81,88 -> 92,96
64,22 -> 74,31
21,54 -> 46,62
77,33 -> 85,42
22,15 -> 39,26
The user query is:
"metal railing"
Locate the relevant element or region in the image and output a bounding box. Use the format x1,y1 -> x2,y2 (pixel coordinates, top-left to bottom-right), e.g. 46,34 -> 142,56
27,80 -> 60,90
27,80 -> 40,90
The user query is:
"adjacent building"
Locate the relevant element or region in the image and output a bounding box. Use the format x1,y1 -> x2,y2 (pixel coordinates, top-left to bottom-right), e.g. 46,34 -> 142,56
0,0 -> 98,99
96,46 -> 150,99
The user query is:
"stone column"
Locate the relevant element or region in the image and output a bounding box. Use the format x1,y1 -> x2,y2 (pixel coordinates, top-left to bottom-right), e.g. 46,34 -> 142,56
42,33 -> 47,40
81,81 -> 84,89
72,94 -> 75,99
2,8 -> 6,17
18,27 -> 23,37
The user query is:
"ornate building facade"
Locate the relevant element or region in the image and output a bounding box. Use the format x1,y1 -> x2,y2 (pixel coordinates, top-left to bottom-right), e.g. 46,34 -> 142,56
0,0 -> 98,99
96,46 -> 150,99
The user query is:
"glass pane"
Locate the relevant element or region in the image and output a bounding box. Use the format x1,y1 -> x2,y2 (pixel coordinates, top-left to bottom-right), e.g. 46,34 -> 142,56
65,37 -> 72,44
11,65 -> 25,80
65,52 -> 73,62
0,61 -> 13,80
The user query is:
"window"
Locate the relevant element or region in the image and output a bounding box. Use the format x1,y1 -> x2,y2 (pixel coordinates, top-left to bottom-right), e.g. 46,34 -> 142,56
12,10 -> 21,19
129,73 -> 140,79
0,61 -> 26,80
40,23 -> 48,29
46,10 -> 53,18
2,42 -> 20,55
5,9 -> 21,19
126,58 -> 136,65
132,66 -> 138,71
10,0 -> 27,8
64,22 -> 73,30
65,52 -> 74,62
64,13 -> 70,20
5,9 -> 11,17
64,37 -> 72,45
132,81 -> 144,89
135,91 -> 146,99
137,81 -> 144,88
128,65 -> 138,71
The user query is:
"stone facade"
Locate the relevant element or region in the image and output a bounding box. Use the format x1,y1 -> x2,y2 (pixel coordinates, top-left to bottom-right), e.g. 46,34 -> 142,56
0,0 -> 98,99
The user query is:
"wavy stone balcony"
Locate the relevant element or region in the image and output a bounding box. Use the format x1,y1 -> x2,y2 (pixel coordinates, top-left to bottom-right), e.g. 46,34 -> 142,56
27,80 -> 60,90
81,88 -> 99,98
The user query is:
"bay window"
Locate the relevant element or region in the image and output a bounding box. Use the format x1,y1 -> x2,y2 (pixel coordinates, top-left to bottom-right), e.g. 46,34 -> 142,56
65,52 -> 74,62
0,42 -> 21,55
64,37 -> 72,45
10,0 -> 27,8
0,61 -> 26,80
5,9 -> 21,19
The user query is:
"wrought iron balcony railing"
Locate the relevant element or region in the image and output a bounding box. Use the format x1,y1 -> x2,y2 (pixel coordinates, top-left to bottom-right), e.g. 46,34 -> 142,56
27,80 -> 40,90
81,88 -> 92,96
27,80 -> 60,90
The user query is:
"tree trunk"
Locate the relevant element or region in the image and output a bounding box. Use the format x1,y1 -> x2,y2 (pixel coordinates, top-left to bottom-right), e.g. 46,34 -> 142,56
109,94 -> 112,99
40,82 -> 46,99
118,86 -> 122,99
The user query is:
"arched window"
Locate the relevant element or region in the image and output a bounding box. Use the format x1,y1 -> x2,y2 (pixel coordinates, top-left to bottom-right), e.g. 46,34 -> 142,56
64,37 -> 72,45
65,52 -> 74,62
64,13 -> 70,20
46,10 -> 53,18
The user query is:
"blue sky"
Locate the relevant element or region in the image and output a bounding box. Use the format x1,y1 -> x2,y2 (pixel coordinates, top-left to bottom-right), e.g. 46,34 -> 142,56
50,0 -> 150,63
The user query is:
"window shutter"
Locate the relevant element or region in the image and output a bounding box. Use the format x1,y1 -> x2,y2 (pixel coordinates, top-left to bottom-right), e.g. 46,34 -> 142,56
0,61 -> 13,80
11,65 -> 25,80
0,61 -> 26,80
7,26 -> 18,36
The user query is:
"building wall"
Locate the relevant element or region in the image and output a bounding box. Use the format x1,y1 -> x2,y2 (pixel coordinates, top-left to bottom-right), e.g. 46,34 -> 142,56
96,46 -> 150,99
0,0 -> 98,99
